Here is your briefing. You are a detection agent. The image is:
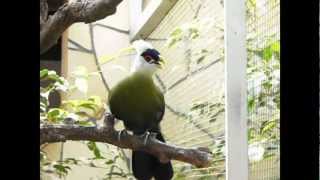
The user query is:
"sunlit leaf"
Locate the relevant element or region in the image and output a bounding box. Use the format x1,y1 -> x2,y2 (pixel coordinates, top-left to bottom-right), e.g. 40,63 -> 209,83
261,120 -> 277,135
47,108 -> 68,122
262,47 -> 273,62
99,54 -> 116,64
98,46 -> 135,65
75,120 -> 94,127
271,41 -> 280,52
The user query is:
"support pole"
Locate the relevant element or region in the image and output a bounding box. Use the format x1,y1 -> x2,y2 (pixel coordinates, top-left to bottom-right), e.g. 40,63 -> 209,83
224,0 -> 249,179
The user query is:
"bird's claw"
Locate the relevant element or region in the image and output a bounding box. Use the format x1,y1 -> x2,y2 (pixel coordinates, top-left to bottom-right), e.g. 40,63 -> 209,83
150,132 -> 157,139
140,131 -> 156,146
118,129 -> 127,142
143,131 -> 150,145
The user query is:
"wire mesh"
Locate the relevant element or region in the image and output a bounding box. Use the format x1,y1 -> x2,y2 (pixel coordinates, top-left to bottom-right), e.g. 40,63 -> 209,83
146,0 -> 226,179
246,0 -> 280,179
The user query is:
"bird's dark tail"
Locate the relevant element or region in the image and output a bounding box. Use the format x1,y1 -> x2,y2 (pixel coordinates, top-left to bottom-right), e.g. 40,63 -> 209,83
132,130 -> 174,180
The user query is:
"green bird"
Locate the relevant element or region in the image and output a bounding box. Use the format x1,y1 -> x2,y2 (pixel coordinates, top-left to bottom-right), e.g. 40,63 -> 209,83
108,40 -> 173,180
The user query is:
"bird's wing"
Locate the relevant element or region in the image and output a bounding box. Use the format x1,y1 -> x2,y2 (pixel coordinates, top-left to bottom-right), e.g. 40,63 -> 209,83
154,86 -> 165,123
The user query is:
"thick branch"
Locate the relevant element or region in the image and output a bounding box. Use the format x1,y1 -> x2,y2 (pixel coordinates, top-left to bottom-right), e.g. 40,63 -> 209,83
40,0 -> 48,30
47,0 -> 66,11
40,114 -> 213,168
40,0 -> 123,54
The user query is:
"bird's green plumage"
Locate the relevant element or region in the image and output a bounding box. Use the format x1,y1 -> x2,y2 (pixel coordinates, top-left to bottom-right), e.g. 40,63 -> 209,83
108,71 -> 165,134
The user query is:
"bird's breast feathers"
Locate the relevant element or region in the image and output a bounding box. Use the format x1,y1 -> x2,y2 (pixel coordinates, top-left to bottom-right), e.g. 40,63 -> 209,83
108,73 -> 165,125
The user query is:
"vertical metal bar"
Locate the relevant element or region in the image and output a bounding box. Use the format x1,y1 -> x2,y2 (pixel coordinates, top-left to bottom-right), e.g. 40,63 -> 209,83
224,0 -> 248,178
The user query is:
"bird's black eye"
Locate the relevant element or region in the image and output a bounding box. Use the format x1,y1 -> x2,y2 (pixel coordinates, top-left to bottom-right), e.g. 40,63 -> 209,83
141,49 -> 160,64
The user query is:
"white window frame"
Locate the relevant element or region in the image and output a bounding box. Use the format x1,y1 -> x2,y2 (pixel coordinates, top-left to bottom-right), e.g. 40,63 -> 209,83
129,0 -> 178,41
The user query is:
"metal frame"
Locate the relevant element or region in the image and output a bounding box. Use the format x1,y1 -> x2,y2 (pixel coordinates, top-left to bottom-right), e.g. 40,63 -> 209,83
128,0 -> 178,41
224,0 -> 249,179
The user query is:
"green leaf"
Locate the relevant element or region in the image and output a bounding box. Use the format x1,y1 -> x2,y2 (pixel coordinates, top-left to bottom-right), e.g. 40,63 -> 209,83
196,55 -> 206,64
262,81 -> 272,90
40,69 -> 48,79
263,152 -> 276,160
167,38 -> 180,48
93,148 -> 104,159
78,102 -> 97,111
201,49 -> 209,53
64,158 -> 78,165
46,70 -> 60,81
47,108 -> 67,122
190,102 -> 207,110
105,159 -> 114,165
248,128 -> 256,141
270,41 -> 280,53
190,28 -> 200,39
53,164 -> 71,175
261,120 -> 277,135
166,28 -> 183,48
170,28 -> 183,37
87,141 -> 96,151
209,117 -> 217,123
248,96 -> 255,112
74,120 -> 94,126
87,141 -> 105,159
262,47 -> 273,62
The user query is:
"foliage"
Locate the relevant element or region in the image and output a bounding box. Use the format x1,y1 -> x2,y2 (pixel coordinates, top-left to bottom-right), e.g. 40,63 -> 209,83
40,68 -> 132,179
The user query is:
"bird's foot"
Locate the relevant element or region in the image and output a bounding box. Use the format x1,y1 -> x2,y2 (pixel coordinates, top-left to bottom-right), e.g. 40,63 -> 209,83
117,129 -> 127,142
142,131 -> 150,145
150,132 -> 158,139
140,131 -> 157,146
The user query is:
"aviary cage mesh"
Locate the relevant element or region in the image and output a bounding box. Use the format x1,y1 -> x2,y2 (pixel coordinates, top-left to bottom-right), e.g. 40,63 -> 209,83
147,0 -> 225,179
246,0 -> 280,179
144,0 -> 280,179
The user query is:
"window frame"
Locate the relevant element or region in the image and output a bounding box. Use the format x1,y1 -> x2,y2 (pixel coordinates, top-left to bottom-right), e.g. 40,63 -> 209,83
128,0 -> 178,41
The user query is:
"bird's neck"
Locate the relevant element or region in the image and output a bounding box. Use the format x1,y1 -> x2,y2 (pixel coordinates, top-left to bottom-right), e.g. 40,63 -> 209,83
130,56 -> 156,77
131,68 -> 155,79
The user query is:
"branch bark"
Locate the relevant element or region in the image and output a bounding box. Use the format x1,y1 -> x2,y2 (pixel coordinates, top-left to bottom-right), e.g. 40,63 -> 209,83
40,114 -> 213,168
40,0 -> 123,54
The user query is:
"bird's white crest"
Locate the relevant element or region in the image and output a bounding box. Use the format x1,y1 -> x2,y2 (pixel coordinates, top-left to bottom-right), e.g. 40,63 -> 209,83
130,40 -> 159,75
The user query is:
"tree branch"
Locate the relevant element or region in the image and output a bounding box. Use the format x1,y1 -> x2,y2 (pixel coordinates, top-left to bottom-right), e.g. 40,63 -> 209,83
40,114 -> 213,168
40,0 -> 123,54
40,0 -> 48,30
